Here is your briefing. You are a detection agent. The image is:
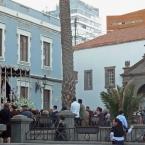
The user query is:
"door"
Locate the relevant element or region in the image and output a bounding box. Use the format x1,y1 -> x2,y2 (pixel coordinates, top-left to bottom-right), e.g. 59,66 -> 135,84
43,89 -> 50,110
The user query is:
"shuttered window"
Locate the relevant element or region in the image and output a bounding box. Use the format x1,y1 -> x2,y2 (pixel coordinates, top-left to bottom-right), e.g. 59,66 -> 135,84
0,29 -> 2,56
20,86 -> 28,98
43,89 -> 50,110
84,70 -> 93,90
105,66 -> 115,89
43,41 -> 50,66
20,35 -> 28,62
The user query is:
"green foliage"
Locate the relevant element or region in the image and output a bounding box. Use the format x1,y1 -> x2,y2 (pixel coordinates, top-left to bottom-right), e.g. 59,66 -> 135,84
14,97 -> 35,109
101,85 -> 143,120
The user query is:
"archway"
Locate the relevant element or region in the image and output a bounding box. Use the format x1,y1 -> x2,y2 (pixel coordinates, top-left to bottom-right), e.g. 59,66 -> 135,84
137,84 -> 145,96
137,84 -> 145,109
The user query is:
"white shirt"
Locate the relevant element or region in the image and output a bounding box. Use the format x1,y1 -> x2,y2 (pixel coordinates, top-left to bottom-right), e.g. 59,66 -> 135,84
117,114 -> 128,129
70,101 -> 80,118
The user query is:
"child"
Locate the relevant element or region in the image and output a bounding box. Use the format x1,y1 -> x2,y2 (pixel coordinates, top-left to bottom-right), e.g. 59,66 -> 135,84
110,118 -> 125,145
110,118 -> 133,145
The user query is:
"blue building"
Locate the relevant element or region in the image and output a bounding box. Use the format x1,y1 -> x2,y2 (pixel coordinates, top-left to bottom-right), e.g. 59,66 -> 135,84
0,0 -> 62,109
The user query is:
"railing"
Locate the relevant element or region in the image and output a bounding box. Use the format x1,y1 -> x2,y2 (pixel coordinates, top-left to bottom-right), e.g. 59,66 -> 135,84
26,127 -> 101,141
26,115 -> 145,142
126,125 -> 145,142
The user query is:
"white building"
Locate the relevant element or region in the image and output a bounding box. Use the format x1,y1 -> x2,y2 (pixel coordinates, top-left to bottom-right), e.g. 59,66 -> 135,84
48,0 -> 102,45
74,26 -> 145,109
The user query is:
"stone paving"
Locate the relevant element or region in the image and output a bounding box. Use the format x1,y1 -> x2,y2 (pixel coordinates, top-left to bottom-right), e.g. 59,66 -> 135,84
0,141 -> 144,145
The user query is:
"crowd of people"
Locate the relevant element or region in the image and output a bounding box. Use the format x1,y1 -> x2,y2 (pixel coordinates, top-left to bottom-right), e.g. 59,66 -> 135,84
70,98 -> 135,145
0,103 -> 60,143
70,97 -> 111,127
0,99 -> 136,144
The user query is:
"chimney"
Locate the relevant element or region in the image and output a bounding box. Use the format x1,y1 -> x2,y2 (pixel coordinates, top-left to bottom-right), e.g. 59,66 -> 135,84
125,61 -> 130,68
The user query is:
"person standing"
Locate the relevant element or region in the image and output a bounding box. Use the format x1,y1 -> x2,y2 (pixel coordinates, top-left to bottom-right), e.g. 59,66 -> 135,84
86,106 -> 94,125
70,97 -> 80,126
96,107 -> 105,126
110,118 -> 125,145
0,103 -> 12,143
78,99 -> 88,126
51,105 -> 59,128
55,115 -> 67,141
116,110 -> 128,132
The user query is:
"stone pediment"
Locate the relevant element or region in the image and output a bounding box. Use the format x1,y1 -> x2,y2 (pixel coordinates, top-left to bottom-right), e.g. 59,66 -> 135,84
122,55 -> 145,97
123,56 -> 145,76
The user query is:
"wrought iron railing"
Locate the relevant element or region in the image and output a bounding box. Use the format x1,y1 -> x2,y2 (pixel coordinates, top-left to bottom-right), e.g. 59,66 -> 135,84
26,115 -> 145,142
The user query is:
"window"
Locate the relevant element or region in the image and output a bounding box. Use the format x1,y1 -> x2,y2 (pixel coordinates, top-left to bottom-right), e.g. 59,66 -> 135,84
20,86 -> 28,98
43,89 -> 50,110
84,70 -> 93,90
17,80 -> 30,99
41,85 -> 52,109
43,42 -> 50,66
74,71 -> 78,81
0,29 -> 2,56
0,23 -> 5,60
105,66 -> 115,89
41,36 -> 52,69
82,24 -> 86,29
17,29 -> 31,65
20,35 -> 28,62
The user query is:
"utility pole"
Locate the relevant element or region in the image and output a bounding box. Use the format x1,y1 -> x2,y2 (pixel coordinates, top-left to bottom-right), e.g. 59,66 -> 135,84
74,17 -> 77,46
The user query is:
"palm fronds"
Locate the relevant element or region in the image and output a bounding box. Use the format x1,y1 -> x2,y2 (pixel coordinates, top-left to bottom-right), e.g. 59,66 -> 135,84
101,85 -> 143,120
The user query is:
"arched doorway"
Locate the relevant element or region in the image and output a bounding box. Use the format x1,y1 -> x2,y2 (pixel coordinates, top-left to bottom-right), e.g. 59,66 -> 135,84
137,84 -> 145,109
137,84 -> 145,96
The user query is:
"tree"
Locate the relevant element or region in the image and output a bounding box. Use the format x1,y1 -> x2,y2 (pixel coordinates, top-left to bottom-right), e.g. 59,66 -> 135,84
101,85 -> 143,120
59,0 -> 75,109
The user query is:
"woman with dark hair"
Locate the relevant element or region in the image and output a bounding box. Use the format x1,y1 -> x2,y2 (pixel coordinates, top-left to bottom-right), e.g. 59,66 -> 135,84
0,103 -> 12,143
110,118 -> 125,145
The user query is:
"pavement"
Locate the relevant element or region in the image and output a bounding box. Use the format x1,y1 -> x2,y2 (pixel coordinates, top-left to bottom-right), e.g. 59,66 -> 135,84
0,141 -> 145,145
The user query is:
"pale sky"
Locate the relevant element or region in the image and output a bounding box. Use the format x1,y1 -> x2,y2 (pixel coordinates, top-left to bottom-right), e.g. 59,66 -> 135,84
13,0 -> 145,16
12,0 -> 145,33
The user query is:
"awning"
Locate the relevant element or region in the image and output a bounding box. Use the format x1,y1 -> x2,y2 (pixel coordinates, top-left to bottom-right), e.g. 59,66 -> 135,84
0,66 -> 30,77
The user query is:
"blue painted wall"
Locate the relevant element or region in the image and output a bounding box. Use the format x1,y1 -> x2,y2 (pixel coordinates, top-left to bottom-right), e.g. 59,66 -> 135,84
0,0 -> 62,109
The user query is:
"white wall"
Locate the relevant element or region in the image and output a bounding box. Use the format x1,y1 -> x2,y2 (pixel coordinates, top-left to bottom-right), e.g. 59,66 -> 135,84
74,40 -> 145,110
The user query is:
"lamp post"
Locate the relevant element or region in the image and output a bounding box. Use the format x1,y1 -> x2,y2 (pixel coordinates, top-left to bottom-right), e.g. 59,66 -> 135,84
42,75 -> 47,89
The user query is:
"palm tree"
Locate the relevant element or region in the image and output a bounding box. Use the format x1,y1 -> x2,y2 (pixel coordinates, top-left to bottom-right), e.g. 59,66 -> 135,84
101,85 -> 143,120
59,0 -> 75,109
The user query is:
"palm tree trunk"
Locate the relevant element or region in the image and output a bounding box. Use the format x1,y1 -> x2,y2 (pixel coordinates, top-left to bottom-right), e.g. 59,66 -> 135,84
59,0 -> 75,109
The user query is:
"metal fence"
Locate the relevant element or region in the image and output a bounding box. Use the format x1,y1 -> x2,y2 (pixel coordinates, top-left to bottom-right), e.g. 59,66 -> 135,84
26,115 -> 145,143
26,127 -> 101,141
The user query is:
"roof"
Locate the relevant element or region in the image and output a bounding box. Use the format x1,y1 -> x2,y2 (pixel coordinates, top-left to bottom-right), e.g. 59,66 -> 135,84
108,9 -> 145,17
75,26 -> 145,50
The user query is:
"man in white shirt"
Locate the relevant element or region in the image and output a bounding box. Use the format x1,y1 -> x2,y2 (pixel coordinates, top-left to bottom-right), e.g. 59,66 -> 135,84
70,97 -> 80,126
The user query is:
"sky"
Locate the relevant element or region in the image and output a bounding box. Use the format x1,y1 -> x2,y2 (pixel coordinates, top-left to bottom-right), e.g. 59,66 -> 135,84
13,0 -> 145,16
12,0 -> 145,33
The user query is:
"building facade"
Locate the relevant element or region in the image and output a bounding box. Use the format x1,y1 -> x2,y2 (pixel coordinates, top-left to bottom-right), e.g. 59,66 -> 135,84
74,26 -> 145,109
48,0 -> 102,45
0,0 -> 62,109
107,9 -> 145,32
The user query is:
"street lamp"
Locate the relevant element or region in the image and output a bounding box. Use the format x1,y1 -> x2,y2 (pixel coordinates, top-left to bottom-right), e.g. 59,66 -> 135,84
42,75 -> 47,89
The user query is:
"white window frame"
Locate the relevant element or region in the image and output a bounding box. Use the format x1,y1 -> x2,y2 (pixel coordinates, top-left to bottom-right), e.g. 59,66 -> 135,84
84,70 -> 93,90
17,29 -> 31,66
17,80 -> 30,99
41,36 -> 52,70
41,84 -> 52,109
0,23 -> 6,61
105,66 -> 116,89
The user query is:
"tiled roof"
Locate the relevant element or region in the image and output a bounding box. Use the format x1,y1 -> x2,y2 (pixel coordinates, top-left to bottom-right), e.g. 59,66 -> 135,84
75,26 -> 145,50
